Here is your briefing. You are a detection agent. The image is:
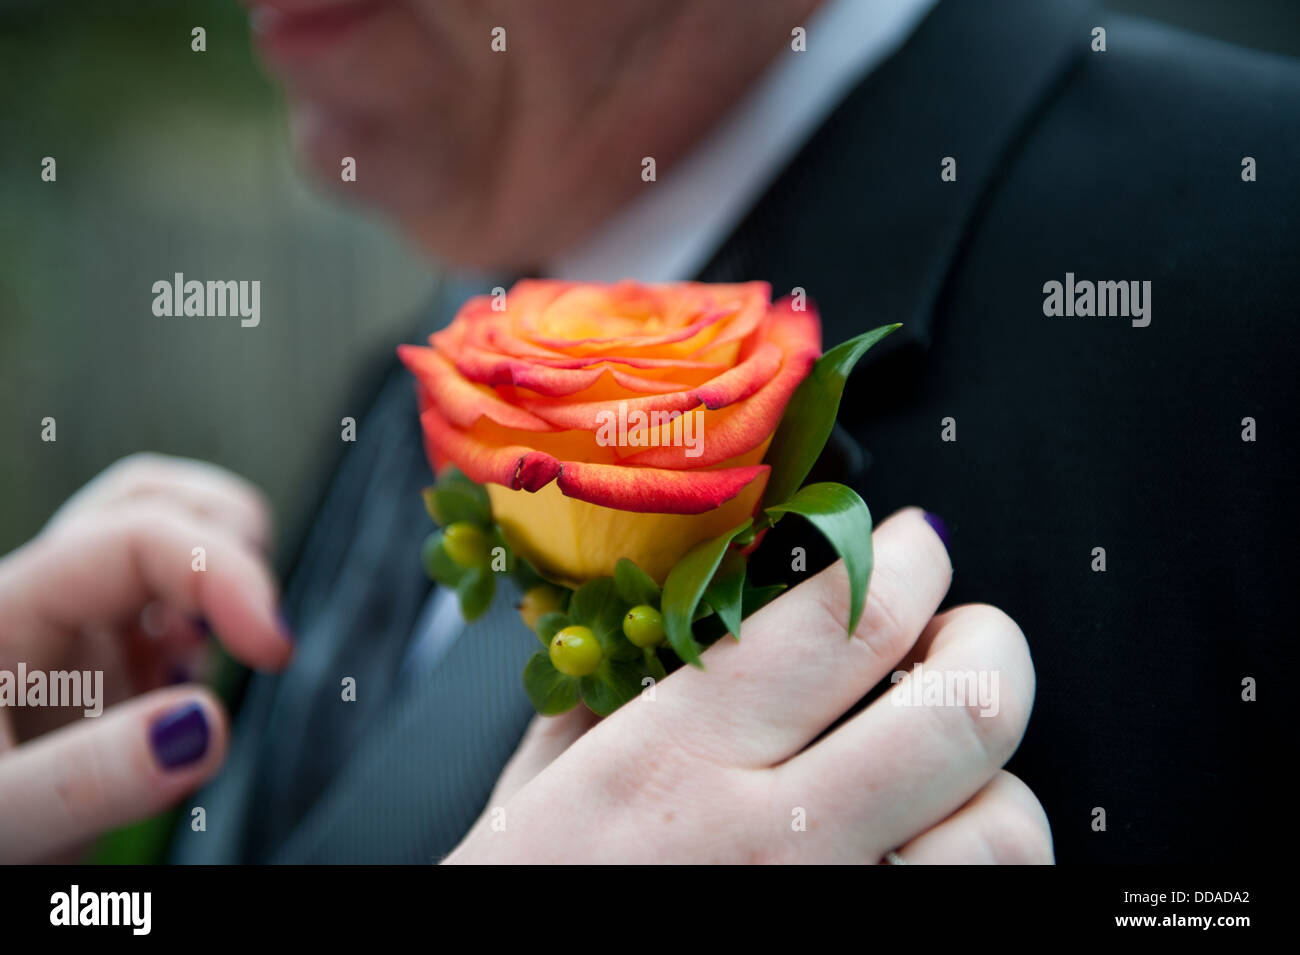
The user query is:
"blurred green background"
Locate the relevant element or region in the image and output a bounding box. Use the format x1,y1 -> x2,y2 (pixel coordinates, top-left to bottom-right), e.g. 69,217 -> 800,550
0,0 -> 437,564
0,0 -> 1296,863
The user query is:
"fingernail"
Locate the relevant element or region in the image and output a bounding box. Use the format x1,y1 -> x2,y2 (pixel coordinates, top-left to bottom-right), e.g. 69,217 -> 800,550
149,702 -> 210,770
922,511 -> 951,554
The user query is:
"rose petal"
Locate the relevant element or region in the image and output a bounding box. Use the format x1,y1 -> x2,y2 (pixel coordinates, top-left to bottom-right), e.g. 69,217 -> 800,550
513,340 -> 783,431
419,406 -> 561,491
621,303 -> 821,468
488,469 -> 769,584
398,344 -> 556,432
451,345 -> 607,395
522,281 -> 771,358
690,340 -> 783,409
555,461 -> 770,515
518,391 -> 704,433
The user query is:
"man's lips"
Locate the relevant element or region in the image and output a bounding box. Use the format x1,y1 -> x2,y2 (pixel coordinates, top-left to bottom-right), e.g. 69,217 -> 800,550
248,0 -> 390,61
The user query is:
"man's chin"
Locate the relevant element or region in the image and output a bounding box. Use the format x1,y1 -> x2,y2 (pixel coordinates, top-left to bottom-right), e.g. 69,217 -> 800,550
401,218 -> 541,274
285,107 -> 565,271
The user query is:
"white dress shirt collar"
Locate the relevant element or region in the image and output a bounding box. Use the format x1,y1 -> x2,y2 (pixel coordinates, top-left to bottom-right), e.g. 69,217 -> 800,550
549,0 -> 940,283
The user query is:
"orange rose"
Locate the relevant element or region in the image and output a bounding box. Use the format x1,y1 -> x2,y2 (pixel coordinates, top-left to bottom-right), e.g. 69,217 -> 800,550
398,280 -> 821,584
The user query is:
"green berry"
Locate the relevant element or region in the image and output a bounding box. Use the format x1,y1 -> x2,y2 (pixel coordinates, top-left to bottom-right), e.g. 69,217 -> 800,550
442,521 -> 490,567
519,584 -> 566,631
622,604 -> 664,648
549,625 -> 602,676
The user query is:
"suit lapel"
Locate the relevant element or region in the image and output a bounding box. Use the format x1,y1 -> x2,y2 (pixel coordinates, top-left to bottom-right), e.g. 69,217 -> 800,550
698,0 -> 1093,353
248,275 -> 527,861
268,585 -> 538,863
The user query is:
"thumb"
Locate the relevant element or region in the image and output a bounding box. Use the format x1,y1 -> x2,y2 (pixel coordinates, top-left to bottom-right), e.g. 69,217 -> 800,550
0,686 -> 227,862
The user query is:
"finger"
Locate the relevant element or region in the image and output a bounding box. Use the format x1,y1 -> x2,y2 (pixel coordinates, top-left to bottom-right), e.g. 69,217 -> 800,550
892,770 -> 1054,864
644,507 -> 951,767
46,453 -> 271,551
0,502 -> 293,671
136,603 -> 211,675
0,686 -> 228,863
489,708 -> 600,805
770,603 -> 1036,862
123,610 -> 212,692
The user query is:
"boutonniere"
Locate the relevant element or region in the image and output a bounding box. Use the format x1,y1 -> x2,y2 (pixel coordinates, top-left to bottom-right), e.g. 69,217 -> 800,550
399,280 -> 896,716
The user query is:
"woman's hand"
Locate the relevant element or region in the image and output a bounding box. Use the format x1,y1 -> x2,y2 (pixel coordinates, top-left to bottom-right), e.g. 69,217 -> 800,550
448,507 -> 1053,864
0,453 -> 293,862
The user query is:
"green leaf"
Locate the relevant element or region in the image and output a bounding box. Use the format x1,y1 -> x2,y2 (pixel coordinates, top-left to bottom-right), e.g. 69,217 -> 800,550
511,554 -> 546,591
579,658 -> 647,716
535,611 -> 569,648
703,552 -> 746,640
599,624 -> 644,664
765,482 -> 874,635
762,324 -> 900,510
421,532 -> 467,588
644,649 -> 667,684
523,652 -> 580,714
661,520 -> 752,668
426,485 -> 491,527
429,466 -> 491,518
486,525 -> 515,574
742,583 -> 787,617
568,577 -> 626,638
614,558 -> 661,607
437,465 -> 483,493
456,565 -> 496,621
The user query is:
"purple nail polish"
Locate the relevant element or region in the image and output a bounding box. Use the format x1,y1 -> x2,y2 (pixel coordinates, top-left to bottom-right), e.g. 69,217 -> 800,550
149,702 -> 210,769
922,511 -> 951,554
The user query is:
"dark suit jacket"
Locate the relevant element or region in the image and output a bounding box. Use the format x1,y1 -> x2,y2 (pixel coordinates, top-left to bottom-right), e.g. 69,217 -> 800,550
172,0 -> 1298,863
